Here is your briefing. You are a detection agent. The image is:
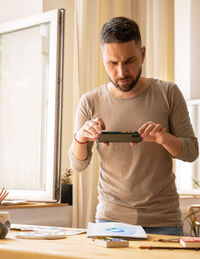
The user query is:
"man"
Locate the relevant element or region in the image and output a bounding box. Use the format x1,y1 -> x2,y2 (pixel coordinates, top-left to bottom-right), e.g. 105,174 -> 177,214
68,17 -> 198,236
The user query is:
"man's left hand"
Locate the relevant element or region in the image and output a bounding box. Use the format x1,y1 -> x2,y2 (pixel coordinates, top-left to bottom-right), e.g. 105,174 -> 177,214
138,121 -> 167,144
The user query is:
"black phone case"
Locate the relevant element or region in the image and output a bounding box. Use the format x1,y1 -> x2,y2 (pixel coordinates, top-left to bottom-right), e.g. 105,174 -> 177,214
98,131 -> 142,142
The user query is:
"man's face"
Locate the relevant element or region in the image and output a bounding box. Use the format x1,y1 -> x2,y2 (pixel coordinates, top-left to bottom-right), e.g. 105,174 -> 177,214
101,41 -> 145,92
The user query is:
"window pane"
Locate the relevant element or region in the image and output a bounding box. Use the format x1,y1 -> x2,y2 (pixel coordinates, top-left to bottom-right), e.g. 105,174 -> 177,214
0,24 -> 50,191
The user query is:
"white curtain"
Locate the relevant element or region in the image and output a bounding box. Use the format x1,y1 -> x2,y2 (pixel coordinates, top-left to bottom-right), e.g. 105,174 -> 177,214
68,0 -> 174,228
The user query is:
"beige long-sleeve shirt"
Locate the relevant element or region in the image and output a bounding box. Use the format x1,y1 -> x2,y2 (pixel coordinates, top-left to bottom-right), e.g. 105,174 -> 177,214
68,78 -> 198,227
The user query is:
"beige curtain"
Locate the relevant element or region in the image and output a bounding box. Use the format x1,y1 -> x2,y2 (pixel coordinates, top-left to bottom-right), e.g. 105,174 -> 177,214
68,0 -> 174,228
145,0 -> 174,81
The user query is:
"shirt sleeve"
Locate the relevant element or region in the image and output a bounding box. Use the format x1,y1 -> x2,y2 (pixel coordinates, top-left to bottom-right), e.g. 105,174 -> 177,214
68,147 -> 93,172
68,95 -> 94,172
168,84 -> 199,162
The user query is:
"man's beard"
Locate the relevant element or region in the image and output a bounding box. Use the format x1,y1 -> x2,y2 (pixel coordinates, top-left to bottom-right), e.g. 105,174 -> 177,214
108,68 -> 142,92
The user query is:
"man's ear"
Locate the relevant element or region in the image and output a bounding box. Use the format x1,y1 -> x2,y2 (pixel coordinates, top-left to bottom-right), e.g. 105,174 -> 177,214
100,50 -> 103,59
141,46 -> 146,63
100,46 -> 104,59
100,43 -> 106,57
100,49 -> 105,66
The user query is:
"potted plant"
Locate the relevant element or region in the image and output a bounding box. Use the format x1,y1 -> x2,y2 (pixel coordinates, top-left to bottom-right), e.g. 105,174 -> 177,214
61,168 -> 73,205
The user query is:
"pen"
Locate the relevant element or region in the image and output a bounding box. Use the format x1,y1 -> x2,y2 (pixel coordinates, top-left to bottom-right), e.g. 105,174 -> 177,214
153,238 -> 179,243
139,246 -> 200,250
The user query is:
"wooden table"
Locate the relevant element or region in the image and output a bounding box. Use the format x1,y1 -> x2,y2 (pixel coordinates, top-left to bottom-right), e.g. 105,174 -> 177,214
0,228 -> 199,259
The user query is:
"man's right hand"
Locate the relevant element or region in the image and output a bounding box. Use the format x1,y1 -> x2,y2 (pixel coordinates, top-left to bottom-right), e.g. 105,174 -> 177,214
72,118 -> 106,161
75,117 -> 106,143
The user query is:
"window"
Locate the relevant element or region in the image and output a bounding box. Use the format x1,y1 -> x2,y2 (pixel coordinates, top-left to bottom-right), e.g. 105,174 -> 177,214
0,9 -> 64,201
175,99 -> 200,195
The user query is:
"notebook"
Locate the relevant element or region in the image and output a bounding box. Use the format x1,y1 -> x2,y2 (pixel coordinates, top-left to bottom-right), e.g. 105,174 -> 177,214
87,222 -> 147,240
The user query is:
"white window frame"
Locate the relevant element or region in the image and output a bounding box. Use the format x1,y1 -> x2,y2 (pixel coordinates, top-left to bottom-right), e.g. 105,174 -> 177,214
0,9 -> 64,201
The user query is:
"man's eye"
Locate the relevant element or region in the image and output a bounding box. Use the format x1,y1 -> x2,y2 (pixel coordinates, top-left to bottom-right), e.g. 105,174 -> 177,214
108,61 -> 117,65
125,59 -> 135,64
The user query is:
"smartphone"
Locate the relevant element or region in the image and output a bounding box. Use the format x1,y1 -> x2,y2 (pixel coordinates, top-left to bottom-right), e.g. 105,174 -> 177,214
98,131 -> 142,143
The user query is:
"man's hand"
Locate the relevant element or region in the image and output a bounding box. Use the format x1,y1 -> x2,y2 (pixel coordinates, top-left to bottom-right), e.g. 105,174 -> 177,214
138,121 -> 167,144
72,118 -> 107,161
75,117 -> 106,143
137,121 -> 182,157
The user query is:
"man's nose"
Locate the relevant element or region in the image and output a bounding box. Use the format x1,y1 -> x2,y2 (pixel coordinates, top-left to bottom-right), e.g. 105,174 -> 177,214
117,63 -> 128,77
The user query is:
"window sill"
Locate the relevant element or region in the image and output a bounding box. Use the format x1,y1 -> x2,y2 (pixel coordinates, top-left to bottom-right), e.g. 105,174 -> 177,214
0,202 -> 70,210
179,194 -> 200,199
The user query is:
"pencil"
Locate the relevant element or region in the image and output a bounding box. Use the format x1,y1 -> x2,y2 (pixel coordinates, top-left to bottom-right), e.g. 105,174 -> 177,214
0,191 -> 9,203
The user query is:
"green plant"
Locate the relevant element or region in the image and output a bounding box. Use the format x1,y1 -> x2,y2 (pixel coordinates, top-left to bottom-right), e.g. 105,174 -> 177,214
184,178 -> 200,237
184,210 -> 199,237
193,178 -> 200,189
61,168 -> 73,185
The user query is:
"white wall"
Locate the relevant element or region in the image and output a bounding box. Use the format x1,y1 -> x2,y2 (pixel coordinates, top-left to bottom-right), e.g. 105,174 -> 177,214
0,0 -> 43,23
4,205 -> 72,227
190,0 -> 200,98
174,0 -> 191,98
175,0 -> 200,99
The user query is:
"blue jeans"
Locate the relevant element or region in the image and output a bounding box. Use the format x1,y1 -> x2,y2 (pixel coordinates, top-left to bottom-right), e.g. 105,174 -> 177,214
95,219 -> 184,236
143,226 -> 184,236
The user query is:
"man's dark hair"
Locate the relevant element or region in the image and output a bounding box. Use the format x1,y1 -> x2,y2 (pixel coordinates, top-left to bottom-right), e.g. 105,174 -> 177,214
100,16 -> 142,48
